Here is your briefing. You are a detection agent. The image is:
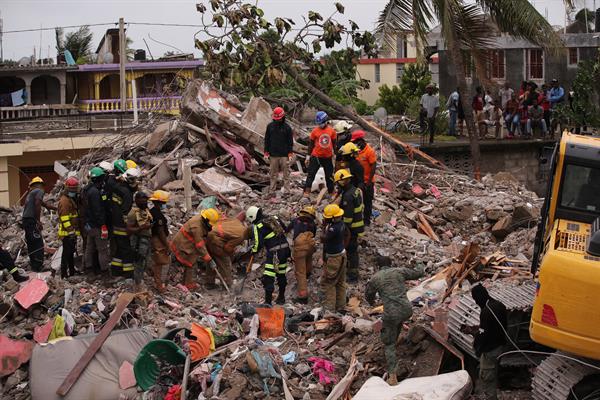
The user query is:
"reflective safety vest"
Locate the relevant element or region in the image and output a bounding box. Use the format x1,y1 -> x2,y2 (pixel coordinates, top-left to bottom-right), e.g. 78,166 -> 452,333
341,186 -> 364,236
58,195 -> 81,237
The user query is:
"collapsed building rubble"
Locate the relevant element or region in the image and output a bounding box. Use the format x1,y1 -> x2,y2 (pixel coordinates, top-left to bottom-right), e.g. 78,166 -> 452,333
0,80 -> 544,400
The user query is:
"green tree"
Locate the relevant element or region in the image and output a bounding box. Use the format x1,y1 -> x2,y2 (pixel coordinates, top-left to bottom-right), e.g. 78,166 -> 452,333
377,0 -> 571,177
377,64 -> 432,115
55,26 -> 93,64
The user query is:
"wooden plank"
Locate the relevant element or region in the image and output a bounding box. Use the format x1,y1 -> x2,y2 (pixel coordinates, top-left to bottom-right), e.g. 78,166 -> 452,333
56,292 -> 136,396
417,212 -> 439,241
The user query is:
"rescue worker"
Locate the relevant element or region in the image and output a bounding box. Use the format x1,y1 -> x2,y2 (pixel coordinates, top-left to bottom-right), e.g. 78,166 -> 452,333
463,284 -> 508,400
206,211 -> 249,289
22,177 -> 56,272
169,209 -> 218,290
149,190 -> 170,293
57,177 -> 81,279
127,191 -> 153,292
365,261 -> 425,385
84,167 -> 110,275
110,167 -> 139,277
246,206 -> 290,305
304,111 -> 337,197
337,142 -> 364,191
0,247 -> 28,282
351,130 -> 377,226
264,106 -> 293,194
320,204 -> 347,312
334,169 -> 364,283
333,120 -> 353,154
106,159 -> 126,262
286,206 -> 317,304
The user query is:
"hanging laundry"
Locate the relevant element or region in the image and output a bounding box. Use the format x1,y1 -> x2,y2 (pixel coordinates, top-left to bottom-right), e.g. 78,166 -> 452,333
11,89 -> 25,106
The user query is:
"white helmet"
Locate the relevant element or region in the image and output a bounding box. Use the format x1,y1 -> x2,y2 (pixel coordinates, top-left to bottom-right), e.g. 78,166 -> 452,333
334,120 -> 353,134
99,161 -> 114,173
246,206 -> 260,224
123,168 -> 141,180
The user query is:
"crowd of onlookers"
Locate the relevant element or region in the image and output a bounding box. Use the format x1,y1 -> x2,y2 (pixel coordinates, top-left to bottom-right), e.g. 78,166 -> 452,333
441,79 -> 566,141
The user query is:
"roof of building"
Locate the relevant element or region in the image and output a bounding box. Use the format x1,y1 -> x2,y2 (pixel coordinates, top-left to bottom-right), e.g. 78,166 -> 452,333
0,64 -> 76,73
75,59 -> 204,72
95,28 -> 121,54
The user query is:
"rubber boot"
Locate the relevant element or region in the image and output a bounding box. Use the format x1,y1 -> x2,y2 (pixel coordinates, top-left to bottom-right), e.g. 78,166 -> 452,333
275,284 -> 286,305
153,265 -> 165,293
183,267 -> 198,290
264,290 -> 273,305
11,269 -> 28,283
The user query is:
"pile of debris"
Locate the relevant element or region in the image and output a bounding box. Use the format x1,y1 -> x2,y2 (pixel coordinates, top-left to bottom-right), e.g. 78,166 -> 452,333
0,80 -> 543,400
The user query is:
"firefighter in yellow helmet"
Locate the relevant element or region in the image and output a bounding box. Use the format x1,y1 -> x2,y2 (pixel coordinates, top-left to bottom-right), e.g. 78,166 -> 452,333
149,190 -> 171,293
334,169 -> 364,283
319,204 -> 347,311
169,208 -> 218,290
286,206 -> 317,304
205,210 -> 249,289
22,176 -> 56,272
337,142 -> 365,191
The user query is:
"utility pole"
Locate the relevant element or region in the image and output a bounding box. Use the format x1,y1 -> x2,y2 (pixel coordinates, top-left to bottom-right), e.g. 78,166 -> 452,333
119,17 -> 127,112
0,11 -> 3,62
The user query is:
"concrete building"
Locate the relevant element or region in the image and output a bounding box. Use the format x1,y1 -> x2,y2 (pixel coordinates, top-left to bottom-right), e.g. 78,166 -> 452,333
430,24 -> 600,97
356,32 -> 439,106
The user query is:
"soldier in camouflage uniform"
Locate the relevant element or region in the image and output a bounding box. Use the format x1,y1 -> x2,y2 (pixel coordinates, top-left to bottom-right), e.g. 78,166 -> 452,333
365,262 -> 425,385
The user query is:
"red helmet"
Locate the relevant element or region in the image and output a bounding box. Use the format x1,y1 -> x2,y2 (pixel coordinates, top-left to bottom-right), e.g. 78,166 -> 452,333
65,177 -> 79,189
272,107 -> 285,121
351,130 -> 366,141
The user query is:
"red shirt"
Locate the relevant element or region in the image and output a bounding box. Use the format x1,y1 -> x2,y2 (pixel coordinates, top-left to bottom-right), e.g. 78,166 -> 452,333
472,96 -> 483,111
309,126 -> 337,158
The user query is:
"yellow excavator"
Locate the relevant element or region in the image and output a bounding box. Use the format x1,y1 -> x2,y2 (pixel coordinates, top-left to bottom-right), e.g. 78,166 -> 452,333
530,131 -> 600,400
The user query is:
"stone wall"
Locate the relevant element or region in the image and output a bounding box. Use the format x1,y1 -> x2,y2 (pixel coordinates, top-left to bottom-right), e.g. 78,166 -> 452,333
420,139 -> 556,195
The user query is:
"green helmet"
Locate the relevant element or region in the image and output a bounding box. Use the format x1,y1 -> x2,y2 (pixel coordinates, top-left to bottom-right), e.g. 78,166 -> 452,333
114,159 -> 127,174
90,167 -> 105,179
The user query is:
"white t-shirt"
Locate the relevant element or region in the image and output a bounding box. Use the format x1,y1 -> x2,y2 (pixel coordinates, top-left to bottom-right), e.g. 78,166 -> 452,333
420,94 -> 440,118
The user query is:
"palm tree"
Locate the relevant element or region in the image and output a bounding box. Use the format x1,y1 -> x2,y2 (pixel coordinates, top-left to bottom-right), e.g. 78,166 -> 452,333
377,0 -> 572,178
55,26 -> 93,64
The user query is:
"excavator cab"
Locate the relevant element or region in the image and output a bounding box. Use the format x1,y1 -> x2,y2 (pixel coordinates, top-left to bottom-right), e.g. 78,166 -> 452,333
530,132 -> 600,360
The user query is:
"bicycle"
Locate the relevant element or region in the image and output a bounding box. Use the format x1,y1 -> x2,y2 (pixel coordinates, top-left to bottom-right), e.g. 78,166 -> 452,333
390,115 -> 427,135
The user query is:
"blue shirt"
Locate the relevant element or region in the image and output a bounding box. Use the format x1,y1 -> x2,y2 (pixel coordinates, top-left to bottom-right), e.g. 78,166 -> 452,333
323,220 -> 346,255
549,86 -> 565,106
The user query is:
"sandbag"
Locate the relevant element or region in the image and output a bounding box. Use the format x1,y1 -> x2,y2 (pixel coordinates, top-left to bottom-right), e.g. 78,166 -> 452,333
30,328 -> 153,400
353,370 -> 472,400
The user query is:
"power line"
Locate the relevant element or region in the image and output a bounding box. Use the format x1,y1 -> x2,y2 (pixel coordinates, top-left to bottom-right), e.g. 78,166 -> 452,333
3,23 -> 117,34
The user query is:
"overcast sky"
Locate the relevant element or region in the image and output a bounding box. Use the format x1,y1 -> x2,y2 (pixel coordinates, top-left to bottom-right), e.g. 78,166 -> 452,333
0,0 -> 591,61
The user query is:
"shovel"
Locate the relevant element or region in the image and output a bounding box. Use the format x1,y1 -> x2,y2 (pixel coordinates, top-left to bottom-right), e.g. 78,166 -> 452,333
233,254 -> 254,296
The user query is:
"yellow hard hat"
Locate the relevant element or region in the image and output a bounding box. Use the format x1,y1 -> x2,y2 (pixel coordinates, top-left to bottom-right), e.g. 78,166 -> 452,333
339,142 -> 359,156
334,169 -> 352,183
300,206 -> 316,218
29,176 -> 44,186
323,204 -> 344,219
200,208 -> 220,226
149,190 -> 170,203
126,159 -> 138,170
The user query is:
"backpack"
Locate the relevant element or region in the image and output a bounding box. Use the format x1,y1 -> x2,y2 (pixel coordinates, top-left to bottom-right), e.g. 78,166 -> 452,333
262,215 -> 285,237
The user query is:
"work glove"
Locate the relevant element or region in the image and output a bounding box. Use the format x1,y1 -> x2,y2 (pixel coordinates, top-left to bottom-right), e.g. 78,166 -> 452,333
208,259 -> 217,270
288,152 -> 293,161
101,225 -> 109,240
264,152 -> 270,159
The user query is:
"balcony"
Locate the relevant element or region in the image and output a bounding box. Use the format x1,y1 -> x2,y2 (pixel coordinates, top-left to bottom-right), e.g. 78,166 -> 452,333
77,96 -> 181,114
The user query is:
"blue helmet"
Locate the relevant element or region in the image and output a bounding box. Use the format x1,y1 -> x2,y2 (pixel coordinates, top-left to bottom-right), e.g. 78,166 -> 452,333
315,111 -> 329,125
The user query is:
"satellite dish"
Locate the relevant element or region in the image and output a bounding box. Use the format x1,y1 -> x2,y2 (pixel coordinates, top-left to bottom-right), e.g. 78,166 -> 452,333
18,57 -> 32,66
374,107 -> 388,125
102,53 -> 114,64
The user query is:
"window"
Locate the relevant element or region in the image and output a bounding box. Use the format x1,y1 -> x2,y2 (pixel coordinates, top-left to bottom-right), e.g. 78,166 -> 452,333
568,48 -> 579,66
375,64 -> 381,83
397,35 -> 408,58
486,50 -> 505,79
463,53 -> 473,79
526,49 -> 544,80
396,63 -> 404,83
559,164 -> 600,213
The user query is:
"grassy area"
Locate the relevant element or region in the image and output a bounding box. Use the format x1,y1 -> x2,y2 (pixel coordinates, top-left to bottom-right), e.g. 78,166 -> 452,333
392,132 -> 460,143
